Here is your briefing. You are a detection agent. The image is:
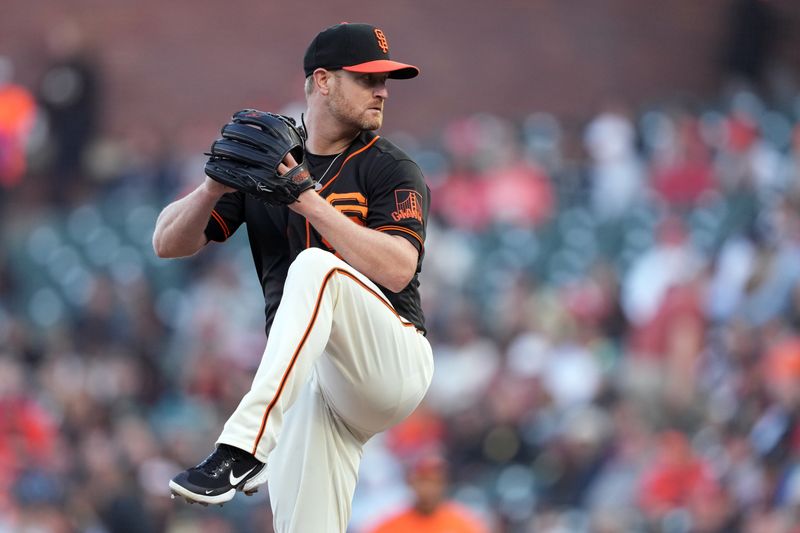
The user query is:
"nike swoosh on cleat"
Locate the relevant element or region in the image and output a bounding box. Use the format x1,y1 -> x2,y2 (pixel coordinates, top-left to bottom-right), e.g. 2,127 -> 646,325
229,466 -> 257,486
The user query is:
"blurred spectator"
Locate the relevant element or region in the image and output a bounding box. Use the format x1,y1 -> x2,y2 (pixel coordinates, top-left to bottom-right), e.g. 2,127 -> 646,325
0,357 -> 58,512
538,406 -> 612,509
763,334 -> 800,412
776,125 -> 800,200
0,56 -> 36,188
434,115 -> 495,231
366,454 -> 489,533
585,400 -> 652,531
38,20 -> 100,195
484,158 -> 553,229
425,305 -> 500,417
713,92 -> 764,194
622,215 -> 705,327
706,232 -> 757,323
648,111 -> 716,208
432,163 -> 492,232
385,403 -> 446,462
740,198 -> 800,326
638,430 -> 719,521
584,107 -> 644,220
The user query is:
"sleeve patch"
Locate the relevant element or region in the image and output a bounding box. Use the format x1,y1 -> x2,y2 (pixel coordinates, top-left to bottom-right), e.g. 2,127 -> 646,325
391,189 -> 424,223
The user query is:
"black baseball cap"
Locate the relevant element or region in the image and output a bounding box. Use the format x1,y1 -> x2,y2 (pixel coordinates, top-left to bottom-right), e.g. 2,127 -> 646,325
303,23 -> 419,80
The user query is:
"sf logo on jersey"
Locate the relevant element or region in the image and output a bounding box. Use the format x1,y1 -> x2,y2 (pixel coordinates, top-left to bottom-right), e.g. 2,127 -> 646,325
326,192 -> 368,224
318,192 -> 368,254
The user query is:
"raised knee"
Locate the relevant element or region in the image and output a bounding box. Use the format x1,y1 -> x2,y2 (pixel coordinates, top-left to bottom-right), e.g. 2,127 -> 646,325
288,247 -> 341,278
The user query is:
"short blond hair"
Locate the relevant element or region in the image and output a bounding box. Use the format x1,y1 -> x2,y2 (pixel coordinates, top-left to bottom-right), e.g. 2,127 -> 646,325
305,70 -> 342,98
304,76 -> 314,97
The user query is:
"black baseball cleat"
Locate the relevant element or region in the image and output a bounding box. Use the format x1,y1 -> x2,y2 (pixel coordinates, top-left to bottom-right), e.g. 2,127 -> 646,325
169,444 -> 265,505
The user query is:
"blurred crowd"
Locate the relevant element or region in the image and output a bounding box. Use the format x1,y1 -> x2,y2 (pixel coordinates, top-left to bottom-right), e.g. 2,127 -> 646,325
3,33 -> 800,532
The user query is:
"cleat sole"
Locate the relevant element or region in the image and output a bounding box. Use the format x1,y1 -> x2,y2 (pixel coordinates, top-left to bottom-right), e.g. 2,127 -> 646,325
169,480 -> 236,506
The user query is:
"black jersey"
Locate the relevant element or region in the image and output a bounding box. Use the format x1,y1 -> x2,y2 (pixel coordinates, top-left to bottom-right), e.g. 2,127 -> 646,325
204,191 -> 290,336
204,130 -> 429,335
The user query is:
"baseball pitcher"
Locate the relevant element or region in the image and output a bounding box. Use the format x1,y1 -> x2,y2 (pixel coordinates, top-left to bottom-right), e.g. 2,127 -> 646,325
152,22 -> 433,533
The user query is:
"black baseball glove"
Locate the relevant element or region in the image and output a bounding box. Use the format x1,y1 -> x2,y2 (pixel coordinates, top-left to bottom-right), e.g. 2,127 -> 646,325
204,109 -> 315,205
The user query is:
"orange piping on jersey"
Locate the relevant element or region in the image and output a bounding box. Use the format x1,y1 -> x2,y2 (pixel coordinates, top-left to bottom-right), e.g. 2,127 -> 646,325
305,219 -> 311,249
210,210 -> 230,239
317,136 -> 380,193
250,266 -> 417,455
376,225 -> 424,250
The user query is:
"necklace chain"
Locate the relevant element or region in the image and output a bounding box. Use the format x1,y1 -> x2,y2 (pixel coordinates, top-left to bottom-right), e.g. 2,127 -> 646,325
314,151 -> 345,190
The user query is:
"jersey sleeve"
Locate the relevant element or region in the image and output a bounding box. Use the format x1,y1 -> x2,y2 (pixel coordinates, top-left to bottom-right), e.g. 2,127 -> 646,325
204,191 -> 245,242
366,159 -> 429,256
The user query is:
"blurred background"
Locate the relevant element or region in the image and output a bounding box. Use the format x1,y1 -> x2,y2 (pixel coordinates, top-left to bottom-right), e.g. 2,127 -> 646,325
2,1 -> 800,532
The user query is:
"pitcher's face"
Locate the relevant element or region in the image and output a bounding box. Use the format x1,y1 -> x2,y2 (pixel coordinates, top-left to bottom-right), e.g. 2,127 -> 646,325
327,71 -> 389,131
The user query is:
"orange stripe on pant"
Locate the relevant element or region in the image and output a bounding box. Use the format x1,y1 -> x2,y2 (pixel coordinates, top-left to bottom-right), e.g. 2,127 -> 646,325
251,267 -> 416,455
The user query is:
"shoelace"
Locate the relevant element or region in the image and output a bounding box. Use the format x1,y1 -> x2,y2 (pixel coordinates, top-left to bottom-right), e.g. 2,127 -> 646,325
196,448 -> 233,477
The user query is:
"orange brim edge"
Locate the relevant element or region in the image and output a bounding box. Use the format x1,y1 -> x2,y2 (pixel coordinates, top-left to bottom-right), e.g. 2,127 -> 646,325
343,60 -> 420,79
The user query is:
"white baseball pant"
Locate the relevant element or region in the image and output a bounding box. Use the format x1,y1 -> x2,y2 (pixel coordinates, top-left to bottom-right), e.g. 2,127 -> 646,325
217,247 -> 434,532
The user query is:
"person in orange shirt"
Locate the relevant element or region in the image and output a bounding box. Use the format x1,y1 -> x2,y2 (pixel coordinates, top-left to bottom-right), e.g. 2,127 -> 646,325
368,454 -> 489,533
0,57 -> 36,187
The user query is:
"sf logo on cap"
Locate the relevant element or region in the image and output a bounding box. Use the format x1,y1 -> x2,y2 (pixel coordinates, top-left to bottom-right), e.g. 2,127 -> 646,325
374,29 -> 389,54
